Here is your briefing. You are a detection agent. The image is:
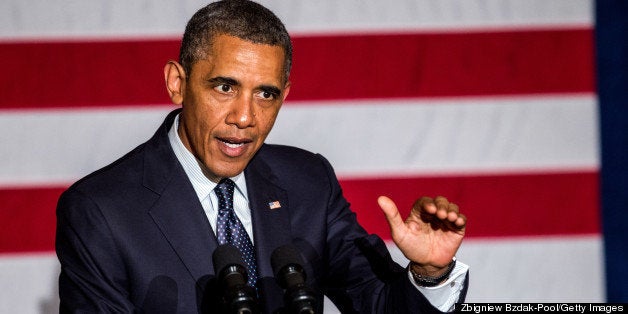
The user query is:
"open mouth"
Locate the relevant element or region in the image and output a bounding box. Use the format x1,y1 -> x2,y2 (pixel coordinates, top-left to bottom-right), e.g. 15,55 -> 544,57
218,137 -> 251,146
217,137 -> 253,157
222,141 -> 244,148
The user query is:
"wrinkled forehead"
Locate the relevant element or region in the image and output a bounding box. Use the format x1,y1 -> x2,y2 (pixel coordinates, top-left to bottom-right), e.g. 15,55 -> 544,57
192,32 -> 290,84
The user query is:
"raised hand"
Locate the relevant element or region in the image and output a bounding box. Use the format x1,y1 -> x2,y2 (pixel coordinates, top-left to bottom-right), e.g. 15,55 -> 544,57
378,195 -> 466,272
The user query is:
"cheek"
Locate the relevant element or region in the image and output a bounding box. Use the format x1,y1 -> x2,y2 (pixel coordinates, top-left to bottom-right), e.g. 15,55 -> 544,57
190,99 -> 222,130
258,107 -> 281,132
185,110 -> 215,143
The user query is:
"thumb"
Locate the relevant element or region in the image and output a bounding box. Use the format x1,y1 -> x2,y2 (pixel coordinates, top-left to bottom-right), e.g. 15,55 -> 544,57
377,196 -> 405,232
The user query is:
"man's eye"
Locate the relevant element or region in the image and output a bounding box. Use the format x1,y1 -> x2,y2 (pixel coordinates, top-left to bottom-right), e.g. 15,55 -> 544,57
215,84 -> 232,93
258,90 -> 276,100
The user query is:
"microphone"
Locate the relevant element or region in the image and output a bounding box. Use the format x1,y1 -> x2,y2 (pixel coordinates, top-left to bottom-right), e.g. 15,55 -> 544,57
212,244 -> 259,314
271,244 -> 319,314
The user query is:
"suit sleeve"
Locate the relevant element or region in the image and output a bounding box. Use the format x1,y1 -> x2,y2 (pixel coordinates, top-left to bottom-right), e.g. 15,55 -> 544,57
56,187 -> 137,313
316,154 -> 466,313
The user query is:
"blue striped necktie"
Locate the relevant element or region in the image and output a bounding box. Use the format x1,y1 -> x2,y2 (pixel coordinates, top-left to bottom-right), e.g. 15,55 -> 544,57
214,178 -> 258,288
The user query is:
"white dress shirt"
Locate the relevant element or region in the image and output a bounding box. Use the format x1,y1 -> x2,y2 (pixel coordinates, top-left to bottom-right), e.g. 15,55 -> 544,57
167,114 -> 468,311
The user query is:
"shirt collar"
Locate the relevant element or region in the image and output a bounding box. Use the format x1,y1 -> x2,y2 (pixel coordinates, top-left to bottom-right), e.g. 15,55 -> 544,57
167,113 -> 248,201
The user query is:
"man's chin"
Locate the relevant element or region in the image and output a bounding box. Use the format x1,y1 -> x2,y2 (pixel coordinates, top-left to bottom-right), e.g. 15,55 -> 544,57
201,162 -> 248,182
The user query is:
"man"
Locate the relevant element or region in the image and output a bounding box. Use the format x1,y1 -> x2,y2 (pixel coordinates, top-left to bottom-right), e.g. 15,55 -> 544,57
56,0 -> 468,313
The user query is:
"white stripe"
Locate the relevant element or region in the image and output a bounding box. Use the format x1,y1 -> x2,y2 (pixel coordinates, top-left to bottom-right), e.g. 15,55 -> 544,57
0,253 -> 59,314
0,0 -> 592,40
386,235 -> 605,302
0,106 -> 172,187
0,94 -> 598,187
271,94 -> 599,177
269,0 -> 594,35
0,236 -> 603,314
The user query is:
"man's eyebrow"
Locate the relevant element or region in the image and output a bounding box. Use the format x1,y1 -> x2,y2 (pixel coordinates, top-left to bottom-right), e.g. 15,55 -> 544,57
258,84 -> 282,96
207,76 -> 282,95
207,76 -> 240,86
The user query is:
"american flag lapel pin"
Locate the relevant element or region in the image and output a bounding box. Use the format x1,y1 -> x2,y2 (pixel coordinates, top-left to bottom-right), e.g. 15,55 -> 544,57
268,200 -> 281,210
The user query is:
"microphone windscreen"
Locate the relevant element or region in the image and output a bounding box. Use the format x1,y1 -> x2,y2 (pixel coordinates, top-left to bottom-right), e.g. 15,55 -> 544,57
271,244 -> 305,278
213,243 -> 245,273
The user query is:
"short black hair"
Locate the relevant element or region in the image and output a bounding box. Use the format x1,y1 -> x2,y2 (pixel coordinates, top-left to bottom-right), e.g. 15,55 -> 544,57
179,0 -> 293,83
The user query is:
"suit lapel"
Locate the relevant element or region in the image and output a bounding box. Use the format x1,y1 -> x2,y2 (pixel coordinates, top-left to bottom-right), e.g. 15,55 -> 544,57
142,110 -> 218,283
245,151 -> 292,279
148,170 -> 218,282
244,153 -> 292,310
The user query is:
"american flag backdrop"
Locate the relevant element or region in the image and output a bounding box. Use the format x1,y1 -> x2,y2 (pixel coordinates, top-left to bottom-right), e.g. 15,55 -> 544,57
1,0 -> 626,313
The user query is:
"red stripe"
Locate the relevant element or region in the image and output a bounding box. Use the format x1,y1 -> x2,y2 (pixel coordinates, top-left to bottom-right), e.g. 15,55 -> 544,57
0,171 -> 598,253
0,187 -> 64,254
291,28 -> 594,101
1,40 -> 179,109
341,171 -> 600,239
1,28 -> 593,109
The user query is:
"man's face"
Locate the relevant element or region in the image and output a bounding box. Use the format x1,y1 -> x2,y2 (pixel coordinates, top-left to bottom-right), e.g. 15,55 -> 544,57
168,34 -> 290,182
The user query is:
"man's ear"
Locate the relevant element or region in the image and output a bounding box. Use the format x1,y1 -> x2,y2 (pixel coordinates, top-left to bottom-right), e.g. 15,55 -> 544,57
282,81 -> 291,102
164,61 -> 186,105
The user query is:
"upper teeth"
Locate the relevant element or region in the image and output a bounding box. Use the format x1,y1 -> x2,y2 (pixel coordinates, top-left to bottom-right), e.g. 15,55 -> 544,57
225,142 -> 243,148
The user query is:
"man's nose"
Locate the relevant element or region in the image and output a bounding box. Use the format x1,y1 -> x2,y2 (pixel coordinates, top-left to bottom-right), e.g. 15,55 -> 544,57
226,95 -> 256,128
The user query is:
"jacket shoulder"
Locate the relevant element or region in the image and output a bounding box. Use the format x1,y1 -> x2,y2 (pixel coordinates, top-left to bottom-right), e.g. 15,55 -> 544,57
67,143 -> 147,193
255,144 -> 331,174
258,143 -> 319,160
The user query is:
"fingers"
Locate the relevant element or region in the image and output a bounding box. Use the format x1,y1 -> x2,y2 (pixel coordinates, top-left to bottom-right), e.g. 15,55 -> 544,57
454,213 -> 467,228
413,196 -> 466,229
377,196 -> 405,232
416,196 -> 438,214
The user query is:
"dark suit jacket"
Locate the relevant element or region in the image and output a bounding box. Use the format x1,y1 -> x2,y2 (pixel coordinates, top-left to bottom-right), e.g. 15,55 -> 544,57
56,109 -> 466,313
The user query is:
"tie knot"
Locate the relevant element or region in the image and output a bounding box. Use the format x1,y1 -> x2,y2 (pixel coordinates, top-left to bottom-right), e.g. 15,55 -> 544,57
216,178 -> 235,195
215,179 -> 235,209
